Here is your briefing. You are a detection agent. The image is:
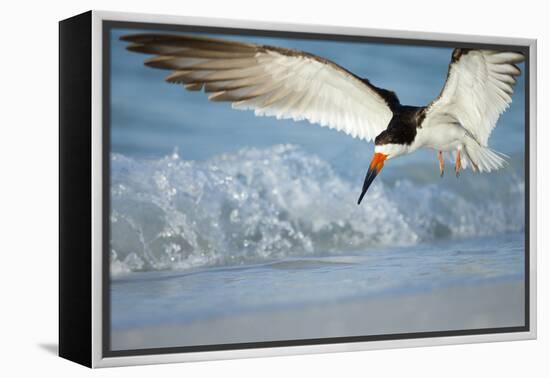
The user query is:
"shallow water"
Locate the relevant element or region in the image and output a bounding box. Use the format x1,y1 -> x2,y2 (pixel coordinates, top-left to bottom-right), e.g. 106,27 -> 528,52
111,232 -> 524,334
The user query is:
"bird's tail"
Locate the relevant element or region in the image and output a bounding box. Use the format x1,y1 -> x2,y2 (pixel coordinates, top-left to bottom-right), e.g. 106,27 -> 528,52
463,141 -> 508,173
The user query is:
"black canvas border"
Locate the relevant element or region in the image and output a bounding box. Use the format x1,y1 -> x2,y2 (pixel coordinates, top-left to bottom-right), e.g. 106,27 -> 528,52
59,11 -> 93,367
101,19 -> 530,358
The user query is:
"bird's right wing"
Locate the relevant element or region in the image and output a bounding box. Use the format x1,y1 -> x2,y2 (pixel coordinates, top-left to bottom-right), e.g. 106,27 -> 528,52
121,33 -> 398,142
423,49 -> 524,146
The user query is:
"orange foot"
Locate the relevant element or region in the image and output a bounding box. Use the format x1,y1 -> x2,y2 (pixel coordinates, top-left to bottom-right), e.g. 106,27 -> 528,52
438,150 -> 444,177
455,150 -> 462,177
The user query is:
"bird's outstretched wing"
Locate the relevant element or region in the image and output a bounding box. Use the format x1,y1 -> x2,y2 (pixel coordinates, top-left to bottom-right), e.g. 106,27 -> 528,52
423,49 -> 525,146
121,33 -> 398,142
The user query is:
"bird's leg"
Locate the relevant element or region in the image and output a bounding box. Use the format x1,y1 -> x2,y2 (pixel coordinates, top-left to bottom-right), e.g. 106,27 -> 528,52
438,150 -> 444,177
455,149 -> 462,177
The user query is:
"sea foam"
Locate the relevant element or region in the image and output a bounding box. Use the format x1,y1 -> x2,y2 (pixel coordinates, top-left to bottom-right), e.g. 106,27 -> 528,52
110,145 -> 524,275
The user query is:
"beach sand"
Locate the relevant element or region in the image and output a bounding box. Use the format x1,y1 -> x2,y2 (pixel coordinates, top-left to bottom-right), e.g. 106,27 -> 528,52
111,279 -> 524,350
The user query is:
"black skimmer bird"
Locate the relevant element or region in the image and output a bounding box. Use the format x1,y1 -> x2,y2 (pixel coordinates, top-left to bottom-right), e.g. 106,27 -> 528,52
121,34 -> 525,204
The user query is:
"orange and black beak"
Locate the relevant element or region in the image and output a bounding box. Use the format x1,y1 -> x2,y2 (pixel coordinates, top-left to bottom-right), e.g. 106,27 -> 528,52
357,153 -> 387,205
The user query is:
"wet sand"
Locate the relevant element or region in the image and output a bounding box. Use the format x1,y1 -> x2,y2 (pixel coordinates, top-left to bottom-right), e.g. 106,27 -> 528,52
111,280 -> 524,351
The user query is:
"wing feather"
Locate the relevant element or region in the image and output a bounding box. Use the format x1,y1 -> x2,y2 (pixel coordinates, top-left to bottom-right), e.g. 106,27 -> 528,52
424,49 -> 525,146
121,33 -> 397,142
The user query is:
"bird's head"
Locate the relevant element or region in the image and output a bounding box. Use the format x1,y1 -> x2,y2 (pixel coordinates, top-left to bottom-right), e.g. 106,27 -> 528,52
357,129 -> 412,205
373,127 -> 414,158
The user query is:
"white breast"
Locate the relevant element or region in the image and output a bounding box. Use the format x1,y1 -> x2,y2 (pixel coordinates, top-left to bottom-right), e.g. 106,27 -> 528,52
413,123 -> 467,152
374,143 -> 411,159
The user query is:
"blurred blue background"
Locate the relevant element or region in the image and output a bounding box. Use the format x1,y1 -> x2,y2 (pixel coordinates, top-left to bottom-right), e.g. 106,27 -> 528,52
109,28 -> 525,179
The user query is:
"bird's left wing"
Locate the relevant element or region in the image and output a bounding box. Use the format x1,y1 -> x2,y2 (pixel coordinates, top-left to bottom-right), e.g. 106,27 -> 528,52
121,33 -> 398,142
423,49 -> 525,146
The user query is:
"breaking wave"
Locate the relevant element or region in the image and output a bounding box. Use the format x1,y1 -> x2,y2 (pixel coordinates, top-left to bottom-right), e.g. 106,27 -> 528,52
110,145 -> 524,275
